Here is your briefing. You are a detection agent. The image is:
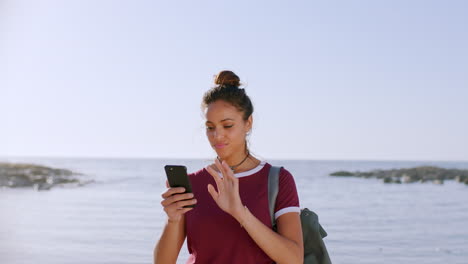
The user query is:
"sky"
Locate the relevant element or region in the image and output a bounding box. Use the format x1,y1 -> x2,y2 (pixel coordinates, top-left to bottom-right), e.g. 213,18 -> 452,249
1,0 -> 467,161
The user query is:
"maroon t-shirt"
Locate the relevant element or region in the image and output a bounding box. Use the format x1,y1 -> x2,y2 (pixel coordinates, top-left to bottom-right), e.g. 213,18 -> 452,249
184,162 -> 300,264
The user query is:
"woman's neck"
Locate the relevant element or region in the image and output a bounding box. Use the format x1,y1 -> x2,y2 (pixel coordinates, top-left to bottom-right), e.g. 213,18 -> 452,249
233,156 -> 261,173
218,153 -> 261,173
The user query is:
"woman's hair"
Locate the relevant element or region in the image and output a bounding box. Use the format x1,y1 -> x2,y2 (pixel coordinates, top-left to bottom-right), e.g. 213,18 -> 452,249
202,70 -> 254,121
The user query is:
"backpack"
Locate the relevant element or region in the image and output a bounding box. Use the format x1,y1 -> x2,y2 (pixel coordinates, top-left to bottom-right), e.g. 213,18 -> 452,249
268,166 -> 332,264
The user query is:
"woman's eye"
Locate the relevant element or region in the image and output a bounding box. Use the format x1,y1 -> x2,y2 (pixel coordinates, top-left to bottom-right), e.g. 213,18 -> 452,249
206,125 -> 232,130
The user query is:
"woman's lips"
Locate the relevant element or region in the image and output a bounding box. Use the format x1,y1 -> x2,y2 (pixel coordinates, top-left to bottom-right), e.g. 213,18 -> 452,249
214,143 -> 227,149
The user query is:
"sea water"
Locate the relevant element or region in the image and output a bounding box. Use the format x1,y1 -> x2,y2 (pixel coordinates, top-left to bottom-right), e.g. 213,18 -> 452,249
1,157 -> 467,264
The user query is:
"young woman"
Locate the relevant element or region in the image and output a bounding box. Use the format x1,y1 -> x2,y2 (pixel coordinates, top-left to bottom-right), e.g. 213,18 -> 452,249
154,71 -> 303,264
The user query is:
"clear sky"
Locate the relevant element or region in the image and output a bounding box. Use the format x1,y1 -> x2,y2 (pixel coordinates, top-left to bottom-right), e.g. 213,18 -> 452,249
1,0 -> 467,161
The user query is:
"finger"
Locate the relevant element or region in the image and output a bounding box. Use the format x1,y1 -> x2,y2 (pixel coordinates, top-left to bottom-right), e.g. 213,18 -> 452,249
214,158 -> 226,176
173,198 -> 197,209
166,180 -> 170,188
207,164 -> 222,180
221,160 -> 237,182
207,184 -> 219,202
217,159 -> 235,183
161,193 -> 188,208
164,197 -> 197,211
180,207 -> 194,214
161,187 -> 186,199
173,207 -> 194,216
206,165 -> 224,192
161,192 -> 194,207
214,159 -> 230,182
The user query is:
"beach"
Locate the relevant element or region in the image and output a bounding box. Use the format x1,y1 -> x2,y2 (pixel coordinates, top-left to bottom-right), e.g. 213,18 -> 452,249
1,157 -> 467,264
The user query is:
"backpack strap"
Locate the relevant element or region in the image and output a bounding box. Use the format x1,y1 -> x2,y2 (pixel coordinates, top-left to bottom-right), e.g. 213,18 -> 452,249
268,165 -> 282,228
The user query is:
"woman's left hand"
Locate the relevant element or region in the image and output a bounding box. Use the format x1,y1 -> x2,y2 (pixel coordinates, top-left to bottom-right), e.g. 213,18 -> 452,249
207,159 -> 245,220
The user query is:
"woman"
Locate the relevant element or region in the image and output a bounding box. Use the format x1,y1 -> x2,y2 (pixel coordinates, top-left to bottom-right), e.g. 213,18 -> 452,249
154,71 -> 303,264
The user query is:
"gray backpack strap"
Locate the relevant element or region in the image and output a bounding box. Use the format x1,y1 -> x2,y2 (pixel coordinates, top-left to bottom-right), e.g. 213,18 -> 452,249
268,166 -> 282,228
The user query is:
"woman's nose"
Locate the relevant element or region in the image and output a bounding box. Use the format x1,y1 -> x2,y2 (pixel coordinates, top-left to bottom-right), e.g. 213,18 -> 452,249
213,128 -> 224,139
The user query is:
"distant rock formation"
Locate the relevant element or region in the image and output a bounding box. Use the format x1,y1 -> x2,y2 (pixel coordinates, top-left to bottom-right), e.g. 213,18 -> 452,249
330,166 -> 468,185
0,162 -> 92,190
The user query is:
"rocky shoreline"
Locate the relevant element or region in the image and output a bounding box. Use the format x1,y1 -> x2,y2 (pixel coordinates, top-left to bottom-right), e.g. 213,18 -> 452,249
0,162 -> 92,191
330,166 -> 468,185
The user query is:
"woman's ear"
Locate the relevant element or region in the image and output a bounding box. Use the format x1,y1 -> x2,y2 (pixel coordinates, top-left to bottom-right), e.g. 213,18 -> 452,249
246,115 -> 253,132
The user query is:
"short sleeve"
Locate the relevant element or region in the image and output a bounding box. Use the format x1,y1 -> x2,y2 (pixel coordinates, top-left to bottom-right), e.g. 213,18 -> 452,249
274,167 -> 300,219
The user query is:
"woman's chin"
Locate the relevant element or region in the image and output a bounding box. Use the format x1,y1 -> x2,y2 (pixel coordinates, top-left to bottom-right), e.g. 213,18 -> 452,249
214,149 -> 229,159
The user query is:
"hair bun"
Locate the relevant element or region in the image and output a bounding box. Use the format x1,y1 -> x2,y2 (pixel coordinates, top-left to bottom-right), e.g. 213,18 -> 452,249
214,70 -> 241,87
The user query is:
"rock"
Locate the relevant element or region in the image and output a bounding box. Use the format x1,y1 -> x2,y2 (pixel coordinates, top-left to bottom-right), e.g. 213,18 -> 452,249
34,183 -> 53,191
330,166 -> 468,186
433,179 -> 444,185
401,174 -> 414,183
0,162 -> 88,191
355,172 -> 374,178
329,171 -> 354,176
383,177 -> 392,183
455,175 -> 467,183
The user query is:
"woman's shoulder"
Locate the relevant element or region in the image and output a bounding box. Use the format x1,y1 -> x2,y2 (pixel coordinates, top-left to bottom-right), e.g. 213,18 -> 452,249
265,163 -> 296,182
279,166 -> 293,176
265,162 -> 292,174
188,167 -> 208,178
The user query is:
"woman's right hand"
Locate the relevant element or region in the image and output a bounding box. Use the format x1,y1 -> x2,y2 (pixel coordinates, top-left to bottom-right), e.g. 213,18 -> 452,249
161,182 -> 197,223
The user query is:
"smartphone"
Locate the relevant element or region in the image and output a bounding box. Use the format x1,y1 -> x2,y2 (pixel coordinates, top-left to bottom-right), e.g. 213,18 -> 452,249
164,165 -> 195,208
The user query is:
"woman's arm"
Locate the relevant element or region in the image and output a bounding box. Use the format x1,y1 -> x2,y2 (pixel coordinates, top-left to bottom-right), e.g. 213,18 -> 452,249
153,186 -> 197,264
153,216 -> 186,264
206,160 -> 303,264
238,209 -> 303,264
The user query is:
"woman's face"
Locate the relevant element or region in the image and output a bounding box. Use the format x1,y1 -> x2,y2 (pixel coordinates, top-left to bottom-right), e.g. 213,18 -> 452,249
205,100 -> 252,160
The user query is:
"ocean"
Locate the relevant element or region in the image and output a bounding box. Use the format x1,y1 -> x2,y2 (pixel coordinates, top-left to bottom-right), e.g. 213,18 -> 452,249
1,157 -> 467,264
